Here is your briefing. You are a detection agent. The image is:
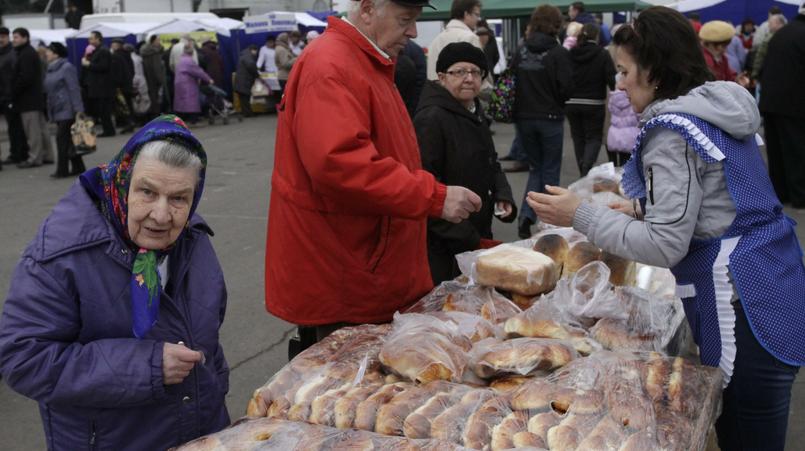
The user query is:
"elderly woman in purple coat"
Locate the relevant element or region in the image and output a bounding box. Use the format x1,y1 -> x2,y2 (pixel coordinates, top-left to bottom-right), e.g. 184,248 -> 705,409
0,115 -> 230,450
173,42 -> 212,124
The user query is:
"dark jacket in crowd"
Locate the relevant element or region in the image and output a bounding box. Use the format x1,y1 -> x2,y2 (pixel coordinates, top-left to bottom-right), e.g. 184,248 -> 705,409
0,42 -> 14,105
200,42 -> 225,88
85,45 -> 115,99
234,48 -> 259,95
140,43 -> 166,89
513,31 -> 574,120
414,80 -> 517,283
395,52 -> 418,118
483,36 -> 500,76
567,40 -> 616,100
11,42 -> 45,112
759,14 -> 805,118
64,10 -> 83,29
44,58 -> 84,122
0,181 -> 231,450
112,48 -> 135,94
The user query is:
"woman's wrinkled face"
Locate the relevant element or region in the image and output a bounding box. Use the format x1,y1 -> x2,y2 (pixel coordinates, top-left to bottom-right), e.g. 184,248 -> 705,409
127,156 -> 198,250
438,62 -> 483,106
615,46 -> 656,114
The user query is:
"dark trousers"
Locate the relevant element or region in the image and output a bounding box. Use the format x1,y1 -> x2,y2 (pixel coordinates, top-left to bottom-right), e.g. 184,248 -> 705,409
566,104 -> 606,177
516,118 -> 564,226
237,92 -> 253,117
3,108 -> 30,162
715,302 -> 799,451
606,148 -> 630,167
55,119 -> 85,176
91,96 -> 115,135
288,322 -> 352,361
763,113 -> 805,207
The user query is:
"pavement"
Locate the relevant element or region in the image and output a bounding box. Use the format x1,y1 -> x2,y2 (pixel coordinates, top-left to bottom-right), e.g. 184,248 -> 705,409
0,115 -> 802,450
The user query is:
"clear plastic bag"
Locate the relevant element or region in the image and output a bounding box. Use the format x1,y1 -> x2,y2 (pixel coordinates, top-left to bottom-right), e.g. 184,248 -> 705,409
406,282 -> 522,325
469,337 -> 579,379
567,162 -> 623,200
473,244 -> 561,296
379,313 -> 471,384
172,417 -> 466,450
430,311 -> 504,343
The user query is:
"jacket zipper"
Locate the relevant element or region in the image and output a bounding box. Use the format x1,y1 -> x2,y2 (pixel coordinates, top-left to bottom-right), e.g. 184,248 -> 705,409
89,421 -> 96,450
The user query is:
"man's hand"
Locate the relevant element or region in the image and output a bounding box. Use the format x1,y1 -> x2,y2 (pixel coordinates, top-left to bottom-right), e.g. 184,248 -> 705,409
81,57 -> 90,67
162,343 -> 203,385
525,185 -> 581,227
441,186 -> 482,223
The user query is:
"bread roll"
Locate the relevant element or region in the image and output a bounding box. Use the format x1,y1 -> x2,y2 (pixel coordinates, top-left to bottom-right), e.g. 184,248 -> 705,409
334,384 -> 381,428
512,431 -> 546,449
480,297 -> 523,324
563,242 -> 602,276
376,382 -> 451,436
511,293 -> 537,310
462,397 -> 511,449
489,375 -> 531,393
644,352 -> 670,402
353,383 -> 408,431
476,246 -> 560,296
533,234 -> 570,272
403,391 -> 458,439
546,424 -> 581,451
577,414 -> 627,450
591,317 -> 656,351
472,338 -> 576,379
504,315 -> 572,340
619,429 -> 657,451
593,178 -> 621,194
527,411 -> 562,440
601,251 -> 636,286
490,411 -> 529,450
430,389 -> 494,444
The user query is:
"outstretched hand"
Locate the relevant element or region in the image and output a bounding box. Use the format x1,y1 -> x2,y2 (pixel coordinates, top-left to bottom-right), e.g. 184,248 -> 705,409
525,185 -> 581,227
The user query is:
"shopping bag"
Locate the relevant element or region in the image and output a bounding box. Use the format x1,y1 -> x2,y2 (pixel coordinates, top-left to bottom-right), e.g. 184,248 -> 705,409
487,69 -> 516,123
70,113 -> 97,156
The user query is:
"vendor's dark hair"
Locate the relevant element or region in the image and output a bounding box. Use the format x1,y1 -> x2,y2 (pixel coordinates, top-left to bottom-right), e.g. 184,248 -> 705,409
450,0 -> 481,20
528,4 -> 563,37
613,6 -> 713,101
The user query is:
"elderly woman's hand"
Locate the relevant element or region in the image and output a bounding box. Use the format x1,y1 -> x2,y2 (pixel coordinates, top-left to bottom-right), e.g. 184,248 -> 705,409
525,185 -> 581,227
163,343 -> 204,385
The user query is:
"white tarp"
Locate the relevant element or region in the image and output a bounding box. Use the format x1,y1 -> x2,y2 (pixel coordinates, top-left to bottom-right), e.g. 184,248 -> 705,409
195,17 -> 244,36
29,29 -> 76,46
243,12 -> 298,34
664,0 -> 725,12
72,22 -> 161,39
144,18 -> 210,36
294,12 -> 327,28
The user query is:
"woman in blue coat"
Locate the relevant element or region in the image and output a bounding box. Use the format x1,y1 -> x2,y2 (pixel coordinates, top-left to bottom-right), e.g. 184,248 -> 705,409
0,115 -> 230,450
44,42 -> 86,178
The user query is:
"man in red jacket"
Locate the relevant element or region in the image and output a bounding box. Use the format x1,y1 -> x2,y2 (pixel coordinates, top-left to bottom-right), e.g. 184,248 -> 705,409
265,0 -> 482,358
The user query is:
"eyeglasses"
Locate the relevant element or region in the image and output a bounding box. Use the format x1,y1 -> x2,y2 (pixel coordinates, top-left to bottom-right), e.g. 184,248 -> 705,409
445,69 -> 483,79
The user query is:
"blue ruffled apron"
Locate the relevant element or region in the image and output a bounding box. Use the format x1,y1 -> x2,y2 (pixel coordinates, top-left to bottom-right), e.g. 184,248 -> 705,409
622,113 -> 805,384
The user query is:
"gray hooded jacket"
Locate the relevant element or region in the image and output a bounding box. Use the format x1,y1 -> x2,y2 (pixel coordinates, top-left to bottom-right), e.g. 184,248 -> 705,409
572,81 -> 760,268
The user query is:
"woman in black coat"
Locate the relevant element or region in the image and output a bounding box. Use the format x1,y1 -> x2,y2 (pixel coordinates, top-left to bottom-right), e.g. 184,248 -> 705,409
414,42 -> 517,284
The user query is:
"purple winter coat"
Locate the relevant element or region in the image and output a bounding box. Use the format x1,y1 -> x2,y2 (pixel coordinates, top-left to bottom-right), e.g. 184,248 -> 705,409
606,89 -> 640,153
173,54 -> 212,114
0,181 -> 230,451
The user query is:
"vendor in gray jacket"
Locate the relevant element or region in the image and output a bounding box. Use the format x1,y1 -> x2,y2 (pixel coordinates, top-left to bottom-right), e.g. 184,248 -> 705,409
527,7 -> 803,451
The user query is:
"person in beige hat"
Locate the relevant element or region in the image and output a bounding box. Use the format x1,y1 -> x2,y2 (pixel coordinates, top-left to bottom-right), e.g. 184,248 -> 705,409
699,20 -> 748,86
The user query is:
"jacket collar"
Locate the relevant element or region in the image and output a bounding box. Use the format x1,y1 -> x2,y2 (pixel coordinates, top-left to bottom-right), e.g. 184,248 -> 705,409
327,16 -> 394,67
35,180 -> 213,264
417,80 -> 482,122
47,57 -> 67,72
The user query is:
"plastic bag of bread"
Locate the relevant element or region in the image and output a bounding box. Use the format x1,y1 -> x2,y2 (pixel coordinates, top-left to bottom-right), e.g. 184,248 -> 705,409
172,417 -> 465,450
552,261 -> 625,326
473,244 -> 561,296
469,337 -> 578,379
246,324 -> 390,418
379,313 -> 471,384
590,286 -> 685,353
430,311 -> 504,343
406,281 -> 497,314
568,162 -> 622,200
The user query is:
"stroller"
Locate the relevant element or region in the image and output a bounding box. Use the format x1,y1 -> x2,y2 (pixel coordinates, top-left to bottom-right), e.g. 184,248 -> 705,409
201,84 -> 242,125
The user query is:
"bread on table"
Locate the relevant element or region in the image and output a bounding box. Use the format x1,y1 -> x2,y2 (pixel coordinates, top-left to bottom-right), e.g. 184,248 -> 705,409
491,410 -> 529,450
430,389 -> 495,444
475,245 -> 560,296
471,337 -> 577,379
462,396 -> 512,449
601,251 -> 636,286
533,234 -> 570,273
563,241 -> 602,276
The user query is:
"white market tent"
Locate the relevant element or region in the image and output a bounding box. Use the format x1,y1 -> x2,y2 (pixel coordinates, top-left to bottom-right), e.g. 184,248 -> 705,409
195,17 -> 245,37
79,12 -> 219,29
243,11 -> 326,34
294,12 -> 327,28
29,29 -> 76,46
72,22 -> 162,39
144,18 -> 213,35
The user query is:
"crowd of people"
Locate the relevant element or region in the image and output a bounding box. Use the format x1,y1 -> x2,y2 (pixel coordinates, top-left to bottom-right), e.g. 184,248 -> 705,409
0,25 -> 319,176
0,0 -> 803,450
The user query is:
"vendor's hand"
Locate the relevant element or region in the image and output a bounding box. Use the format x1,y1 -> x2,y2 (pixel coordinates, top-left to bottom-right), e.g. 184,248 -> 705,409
736,73 -> 750,88
442,186 -> 482,224
81,58 -> 90,67
162,343 -> 203,385
495,201 -> 513,219
525,185 -> 581,227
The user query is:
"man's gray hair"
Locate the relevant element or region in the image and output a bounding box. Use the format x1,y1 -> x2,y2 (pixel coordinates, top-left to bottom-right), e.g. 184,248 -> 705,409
349,0 -> 390,14
138,140 -> 203,173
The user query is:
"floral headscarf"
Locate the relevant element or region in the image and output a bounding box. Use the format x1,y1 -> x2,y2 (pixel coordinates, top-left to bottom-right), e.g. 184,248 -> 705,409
80,115 -> 207,338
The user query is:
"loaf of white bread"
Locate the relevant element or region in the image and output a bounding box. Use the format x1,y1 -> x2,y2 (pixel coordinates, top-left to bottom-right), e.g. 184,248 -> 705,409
475,245 -> 560,296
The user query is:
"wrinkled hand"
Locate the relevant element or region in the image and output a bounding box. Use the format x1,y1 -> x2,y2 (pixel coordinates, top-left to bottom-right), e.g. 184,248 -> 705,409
495,201 -> 514,219
525,185 -> 581,227
162,343 -> 203,385
442,186 -> 482,223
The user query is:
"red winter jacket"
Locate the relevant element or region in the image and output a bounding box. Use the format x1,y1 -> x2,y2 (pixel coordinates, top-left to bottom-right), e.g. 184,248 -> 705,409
702,46 -> 736,82
265,17 -> 447,325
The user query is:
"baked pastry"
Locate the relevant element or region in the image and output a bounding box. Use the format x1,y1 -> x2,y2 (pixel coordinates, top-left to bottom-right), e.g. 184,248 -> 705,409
511,293 -> 537,310
576,414 -> 627,450
490,411 -> 529,450
462,396 -> 511,449
591,317 -> 657,351
592,178 -> 621,194
512,430 -> 546,449
546,424 -> 581,451
480,297 -> 523,324
430,389 -> 495,444
533,234 -> 570,273
489,375 -> 531,393
402,386 -> 469,439
601,251 -> 636,286
375,381 -> 451,436
353,383 -> 409,431
334,384 -> 383,429
475,246 -> 560,295
527,411 -> 562,441
471,337 -> 576,379
563,241 -> 602,276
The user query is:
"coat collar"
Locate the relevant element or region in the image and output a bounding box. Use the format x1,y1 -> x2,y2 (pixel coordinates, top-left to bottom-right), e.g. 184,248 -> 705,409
327,16 -> 394,67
